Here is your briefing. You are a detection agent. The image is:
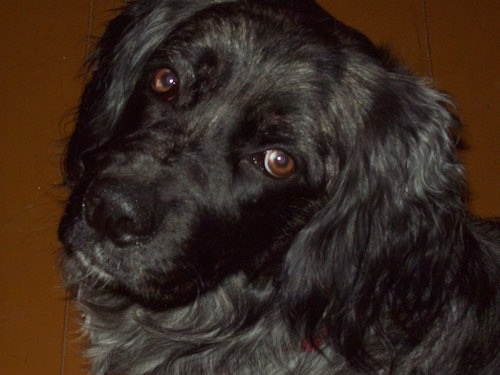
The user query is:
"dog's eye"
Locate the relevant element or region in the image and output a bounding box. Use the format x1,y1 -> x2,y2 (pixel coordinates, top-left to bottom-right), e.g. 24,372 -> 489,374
152,68 -> 180,101
252,149 -> 295,179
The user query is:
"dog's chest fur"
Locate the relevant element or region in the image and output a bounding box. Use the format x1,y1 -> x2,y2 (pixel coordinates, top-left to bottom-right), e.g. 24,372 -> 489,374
79,276 -> 341,375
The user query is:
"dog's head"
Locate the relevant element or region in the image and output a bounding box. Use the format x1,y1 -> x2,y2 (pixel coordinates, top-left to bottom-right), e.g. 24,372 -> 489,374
60,0 -> 465,355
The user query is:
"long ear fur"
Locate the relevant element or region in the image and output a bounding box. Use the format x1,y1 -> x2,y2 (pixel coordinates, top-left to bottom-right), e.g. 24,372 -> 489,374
281,60 -> 466,367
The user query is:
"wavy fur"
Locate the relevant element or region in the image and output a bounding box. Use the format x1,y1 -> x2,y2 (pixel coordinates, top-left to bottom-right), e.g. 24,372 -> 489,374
59,1 -> 500,374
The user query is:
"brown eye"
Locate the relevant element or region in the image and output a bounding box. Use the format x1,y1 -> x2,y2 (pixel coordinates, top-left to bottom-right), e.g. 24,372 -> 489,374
152,68 -> 179,101
263,149 -> 295,178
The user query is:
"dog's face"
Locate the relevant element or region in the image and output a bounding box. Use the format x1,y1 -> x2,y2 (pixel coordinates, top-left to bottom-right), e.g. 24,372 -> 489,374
60,0 -> 462,314
60,1 -> 335,307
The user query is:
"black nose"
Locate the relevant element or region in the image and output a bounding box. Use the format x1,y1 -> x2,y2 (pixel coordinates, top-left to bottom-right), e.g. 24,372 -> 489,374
84,177 -> 163,246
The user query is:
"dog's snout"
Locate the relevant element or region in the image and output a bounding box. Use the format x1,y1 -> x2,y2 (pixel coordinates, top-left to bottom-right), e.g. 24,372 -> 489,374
84,177 -> 162,246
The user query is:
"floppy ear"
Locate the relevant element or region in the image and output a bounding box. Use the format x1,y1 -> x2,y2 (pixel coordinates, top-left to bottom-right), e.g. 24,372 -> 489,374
281,63 -> 466,365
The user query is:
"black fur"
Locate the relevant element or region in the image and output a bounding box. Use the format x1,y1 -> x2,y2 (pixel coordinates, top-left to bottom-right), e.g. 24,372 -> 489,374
59,0 -> 500,373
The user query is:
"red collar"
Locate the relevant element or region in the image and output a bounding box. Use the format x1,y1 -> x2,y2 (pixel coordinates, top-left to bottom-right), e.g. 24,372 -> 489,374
301,328 -> 328,352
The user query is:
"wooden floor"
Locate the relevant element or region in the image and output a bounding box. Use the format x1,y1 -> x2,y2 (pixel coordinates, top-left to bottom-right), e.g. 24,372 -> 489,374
0,1 -> 498,373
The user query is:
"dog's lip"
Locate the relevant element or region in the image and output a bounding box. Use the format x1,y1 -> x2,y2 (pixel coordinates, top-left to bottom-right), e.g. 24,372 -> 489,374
62,231 -> 117,283
74,249 -> 115,283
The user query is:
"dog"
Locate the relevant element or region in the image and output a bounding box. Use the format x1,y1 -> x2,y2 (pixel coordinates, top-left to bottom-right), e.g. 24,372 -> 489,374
59,0 -> 500,373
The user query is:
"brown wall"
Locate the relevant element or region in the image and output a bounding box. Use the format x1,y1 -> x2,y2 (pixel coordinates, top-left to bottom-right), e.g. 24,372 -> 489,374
0,1 -> 498,373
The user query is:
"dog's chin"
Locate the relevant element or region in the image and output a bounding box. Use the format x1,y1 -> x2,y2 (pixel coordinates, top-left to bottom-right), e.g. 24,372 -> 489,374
67,263 -> 203,310
62,241 -> 205,309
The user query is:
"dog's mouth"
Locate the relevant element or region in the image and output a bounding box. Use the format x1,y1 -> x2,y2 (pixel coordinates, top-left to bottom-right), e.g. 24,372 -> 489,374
74,248 -> 114,282
59,195 -> 209,308
62,239 -> 208,308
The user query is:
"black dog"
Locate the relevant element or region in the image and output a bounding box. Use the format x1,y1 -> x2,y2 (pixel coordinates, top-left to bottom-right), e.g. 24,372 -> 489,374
59,0 -> 500,373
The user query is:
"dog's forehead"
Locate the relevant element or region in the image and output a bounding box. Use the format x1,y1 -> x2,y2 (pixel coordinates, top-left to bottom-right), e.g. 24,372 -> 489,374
153,2 -> 333,80
132,2 -> 363,155
143,2 -> 337,127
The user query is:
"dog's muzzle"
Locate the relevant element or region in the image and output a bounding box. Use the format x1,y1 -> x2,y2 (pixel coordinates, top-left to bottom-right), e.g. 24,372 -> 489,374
83,177 -> 165,246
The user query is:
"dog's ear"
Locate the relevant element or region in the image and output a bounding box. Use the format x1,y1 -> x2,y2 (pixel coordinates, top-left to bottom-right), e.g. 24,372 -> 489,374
281,64 -> 466,365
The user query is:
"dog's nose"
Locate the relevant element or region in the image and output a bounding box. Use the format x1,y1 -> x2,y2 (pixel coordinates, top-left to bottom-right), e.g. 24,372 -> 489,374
83,177 -> 162,246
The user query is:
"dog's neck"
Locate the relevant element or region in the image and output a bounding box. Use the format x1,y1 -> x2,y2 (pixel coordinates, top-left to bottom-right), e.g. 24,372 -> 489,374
76,273 -> 347,374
